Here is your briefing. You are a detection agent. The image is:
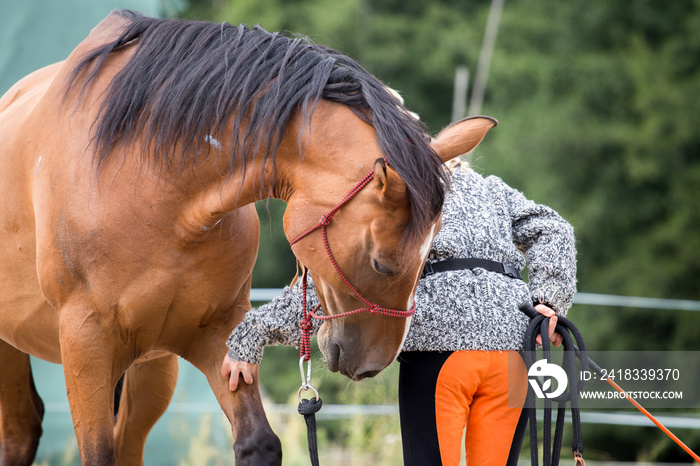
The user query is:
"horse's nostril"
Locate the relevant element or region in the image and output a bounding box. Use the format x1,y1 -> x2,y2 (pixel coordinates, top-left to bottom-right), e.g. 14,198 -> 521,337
352,362 -> 386,380
354,369 -> 381,380
327,343 -> 341,373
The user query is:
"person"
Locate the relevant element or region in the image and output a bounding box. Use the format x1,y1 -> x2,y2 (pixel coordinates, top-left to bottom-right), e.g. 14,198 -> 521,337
222,156 -> 576,465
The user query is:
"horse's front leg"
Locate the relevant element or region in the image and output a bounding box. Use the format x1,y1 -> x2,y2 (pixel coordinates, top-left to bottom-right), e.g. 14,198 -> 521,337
0,340 -> 45,466
229,365 -> 283,465
58,299 -> 127,465
114,353 -> 179,466
187,335 -> 282,466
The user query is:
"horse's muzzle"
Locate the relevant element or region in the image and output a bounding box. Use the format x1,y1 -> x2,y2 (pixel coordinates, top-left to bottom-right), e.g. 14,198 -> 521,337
325,341 -> 386,381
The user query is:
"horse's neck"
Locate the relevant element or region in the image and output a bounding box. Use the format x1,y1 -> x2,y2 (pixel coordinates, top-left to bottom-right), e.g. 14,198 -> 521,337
172,162 -> 271,240
174,101 -> 378,242
172,141 -> 310,241
172,150 -> 347,244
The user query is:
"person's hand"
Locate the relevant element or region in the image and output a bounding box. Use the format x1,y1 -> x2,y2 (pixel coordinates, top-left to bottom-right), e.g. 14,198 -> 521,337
534,304 -> 563,347
221,352 -> 257,391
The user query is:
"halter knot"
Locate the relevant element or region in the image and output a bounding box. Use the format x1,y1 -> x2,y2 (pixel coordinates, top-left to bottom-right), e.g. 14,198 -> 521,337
319,215 -> 331,226
369,304 -> 381,315
299,317 -> 313,331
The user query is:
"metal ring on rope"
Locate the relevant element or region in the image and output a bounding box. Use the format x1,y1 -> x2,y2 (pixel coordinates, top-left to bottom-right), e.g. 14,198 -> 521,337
298,385 -> 320,403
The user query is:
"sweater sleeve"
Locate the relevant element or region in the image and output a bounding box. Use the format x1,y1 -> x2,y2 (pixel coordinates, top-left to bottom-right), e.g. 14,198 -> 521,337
493,176 -> 577,315
225,279 -> 321,363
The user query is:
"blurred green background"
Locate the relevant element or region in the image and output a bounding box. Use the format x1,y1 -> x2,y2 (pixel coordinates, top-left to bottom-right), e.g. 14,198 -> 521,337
2,0 -> 699,464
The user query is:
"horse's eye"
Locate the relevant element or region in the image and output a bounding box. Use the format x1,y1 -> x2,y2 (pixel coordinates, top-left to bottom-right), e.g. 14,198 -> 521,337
372,258 -> 394,276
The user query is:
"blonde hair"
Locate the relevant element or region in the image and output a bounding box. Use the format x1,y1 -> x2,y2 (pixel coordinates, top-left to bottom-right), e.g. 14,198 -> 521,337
385,86 -> 420,122
445,156 -> 470,173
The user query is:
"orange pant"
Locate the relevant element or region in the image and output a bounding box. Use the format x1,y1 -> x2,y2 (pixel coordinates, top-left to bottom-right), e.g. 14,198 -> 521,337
399,350 -> 527,466
436,351 -> 527,465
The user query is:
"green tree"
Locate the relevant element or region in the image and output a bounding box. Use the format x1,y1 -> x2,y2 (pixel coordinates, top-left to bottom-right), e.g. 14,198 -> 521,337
183,0 -> 700,461
477,1 -> 700,460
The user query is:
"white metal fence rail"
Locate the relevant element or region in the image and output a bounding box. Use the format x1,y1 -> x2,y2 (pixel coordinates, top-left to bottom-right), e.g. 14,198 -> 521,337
252,289 -> 700,311
247,289 -> 700,428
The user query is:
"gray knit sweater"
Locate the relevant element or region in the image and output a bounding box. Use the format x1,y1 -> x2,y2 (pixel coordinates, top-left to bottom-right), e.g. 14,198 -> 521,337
226,163 -> 577,363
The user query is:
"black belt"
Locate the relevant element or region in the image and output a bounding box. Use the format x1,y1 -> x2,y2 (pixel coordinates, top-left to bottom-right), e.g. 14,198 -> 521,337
422,258 -> 523,280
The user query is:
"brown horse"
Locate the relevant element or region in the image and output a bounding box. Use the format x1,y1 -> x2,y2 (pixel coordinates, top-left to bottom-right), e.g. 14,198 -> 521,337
0,10 -> 495,466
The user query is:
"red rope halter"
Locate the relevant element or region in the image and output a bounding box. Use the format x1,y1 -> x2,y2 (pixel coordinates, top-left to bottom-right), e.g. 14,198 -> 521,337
289,164 -> 416,361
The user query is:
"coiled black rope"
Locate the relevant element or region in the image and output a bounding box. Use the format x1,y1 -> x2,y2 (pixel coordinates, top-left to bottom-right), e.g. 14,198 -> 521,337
507,302 -> 590,466
298,396 -> 323,466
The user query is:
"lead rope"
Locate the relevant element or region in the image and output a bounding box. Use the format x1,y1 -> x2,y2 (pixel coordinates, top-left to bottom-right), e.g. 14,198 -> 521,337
509,303 -> 700,465
297,270 -> 322,466
507,302 -> 589,466
295,263 -> 416,466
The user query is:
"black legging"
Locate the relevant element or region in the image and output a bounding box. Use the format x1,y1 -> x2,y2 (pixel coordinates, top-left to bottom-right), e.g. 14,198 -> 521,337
398,351 -> 454,466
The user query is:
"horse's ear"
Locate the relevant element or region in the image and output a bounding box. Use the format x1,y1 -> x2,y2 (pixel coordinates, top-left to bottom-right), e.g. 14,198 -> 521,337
374,159 -> 407,204
430,116 -> 497,162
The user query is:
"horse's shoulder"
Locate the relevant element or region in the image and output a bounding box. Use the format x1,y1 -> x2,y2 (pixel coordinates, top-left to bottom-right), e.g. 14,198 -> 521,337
0,62 -> 64,121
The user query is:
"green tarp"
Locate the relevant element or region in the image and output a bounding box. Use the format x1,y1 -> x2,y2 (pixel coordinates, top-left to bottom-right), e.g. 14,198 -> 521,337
0,0 -> 184,95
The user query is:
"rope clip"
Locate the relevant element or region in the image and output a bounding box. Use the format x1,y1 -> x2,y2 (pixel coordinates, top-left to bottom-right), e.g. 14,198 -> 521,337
298,356 -> 319,402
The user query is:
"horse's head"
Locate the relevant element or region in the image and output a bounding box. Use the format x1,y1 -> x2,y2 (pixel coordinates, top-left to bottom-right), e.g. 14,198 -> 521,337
66,13 -> 496,381
285,109 -> 496,380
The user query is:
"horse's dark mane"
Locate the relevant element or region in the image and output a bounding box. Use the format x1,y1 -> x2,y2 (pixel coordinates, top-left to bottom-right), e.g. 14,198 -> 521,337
69,10 -> 447,240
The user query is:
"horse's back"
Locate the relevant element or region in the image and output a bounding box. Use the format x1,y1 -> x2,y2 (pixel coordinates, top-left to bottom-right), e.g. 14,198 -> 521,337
0,8 -> 132,198
0,9 -> 131,124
